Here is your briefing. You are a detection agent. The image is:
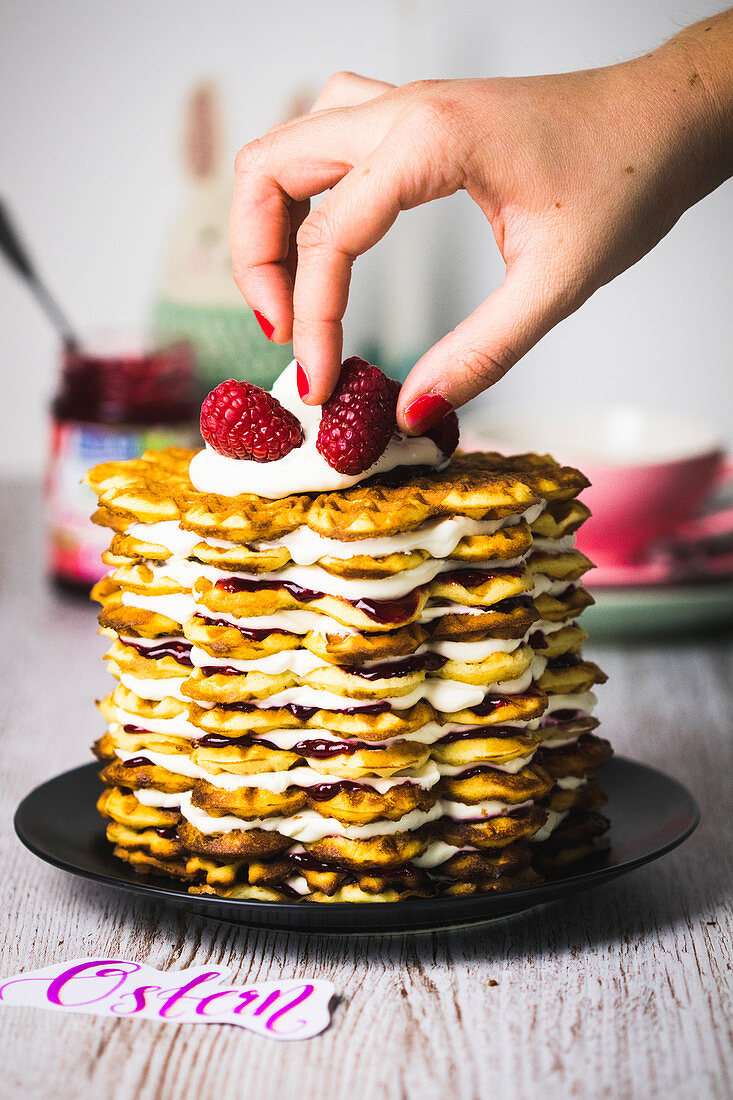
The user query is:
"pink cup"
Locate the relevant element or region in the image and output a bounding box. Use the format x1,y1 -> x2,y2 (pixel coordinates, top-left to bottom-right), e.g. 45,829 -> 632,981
462,406 -> 731,566
577,448 -> 728,565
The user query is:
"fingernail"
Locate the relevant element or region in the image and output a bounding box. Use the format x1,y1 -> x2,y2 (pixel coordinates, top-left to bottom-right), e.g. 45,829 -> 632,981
404,393 -> 452,433
296,362 -> 310,399
254,310 -> 274,340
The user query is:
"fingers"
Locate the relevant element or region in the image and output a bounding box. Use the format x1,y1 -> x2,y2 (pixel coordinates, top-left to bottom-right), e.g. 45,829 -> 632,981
397,261 -> 568,433
230,103 -> 392,346
230,157 -> 349,344
310,71 -> 395,113
292,136 -> 436,404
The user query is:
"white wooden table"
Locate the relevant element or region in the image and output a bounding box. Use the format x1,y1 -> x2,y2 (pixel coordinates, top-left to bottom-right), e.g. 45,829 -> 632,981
1,481 -> 731,1100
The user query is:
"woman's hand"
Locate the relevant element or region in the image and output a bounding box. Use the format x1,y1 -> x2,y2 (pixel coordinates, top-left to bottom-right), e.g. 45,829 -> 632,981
230,11 -> 732,434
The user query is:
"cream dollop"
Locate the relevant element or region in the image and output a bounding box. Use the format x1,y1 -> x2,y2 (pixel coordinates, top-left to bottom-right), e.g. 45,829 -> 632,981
189,360 -> 448,499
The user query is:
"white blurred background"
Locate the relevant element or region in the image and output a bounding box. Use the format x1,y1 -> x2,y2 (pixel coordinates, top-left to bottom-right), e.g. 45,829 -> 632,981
1,0 -> 731,476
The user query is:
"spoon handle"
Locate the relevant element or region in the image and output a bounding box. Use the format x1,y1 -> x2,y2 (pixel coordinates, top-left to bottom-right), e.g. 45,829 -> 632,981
0,198 -> 79,350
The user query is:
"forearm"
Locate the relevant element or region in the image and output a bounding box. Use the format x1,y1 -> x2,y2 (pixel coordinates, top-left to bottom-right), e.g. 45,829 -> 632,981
621,9 -> 733,216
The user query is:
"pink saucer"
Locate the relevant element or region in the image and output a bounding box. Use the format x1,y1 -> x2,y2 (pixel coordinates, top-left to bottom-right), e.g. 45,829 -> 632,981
587,559 -> 677,588
587,548 -> 733,588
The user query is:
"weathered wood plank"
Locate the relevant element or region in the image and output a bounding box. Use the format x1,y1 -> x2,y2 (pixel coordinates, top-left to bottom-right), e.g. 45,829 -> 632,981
0,481 -> 731,1100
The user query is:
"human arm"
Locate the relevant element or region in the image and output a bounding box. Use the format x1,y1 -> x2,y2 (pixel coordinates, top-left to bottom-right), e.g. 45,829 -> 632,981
230,9 -> 733,433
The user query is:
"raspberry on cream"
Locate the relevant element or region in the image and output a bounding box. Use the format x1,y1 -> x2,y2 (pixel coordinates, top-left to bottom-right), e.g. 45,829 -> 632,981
189,360 -> 448,499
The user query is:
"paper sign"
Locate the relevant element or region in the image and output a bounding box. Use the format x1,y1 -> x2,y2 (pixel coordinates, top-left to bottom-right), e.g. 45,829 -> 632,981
0,958 -> 334,1041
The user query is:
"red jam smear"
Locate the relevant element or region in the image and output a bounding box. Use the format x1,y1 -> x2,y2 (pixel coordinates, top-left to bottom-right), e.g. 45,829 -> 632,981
468,694 -> 511,717
540,708 -> 585,724
125,639 -> 193,667
437,724 -> 531,745
195,731 -> 380,758
214,577 -> 422,625
343,652 -> 447,681
449,764 -> 517,781
468,688 -> 543,717
289,850 -> 344,874
306,779 -> 371,802
196,731 -> 277,750
291,737 -> 383,759
546,654 -> 583,669
222,700 -> 392,720
438,566 -> 524,586
196,616 -> 294,641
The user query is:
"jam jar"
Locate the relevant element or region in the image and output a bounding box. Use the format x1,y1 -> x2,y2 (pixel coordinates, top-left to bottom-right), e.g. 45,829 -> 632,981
46,340 -> 199,593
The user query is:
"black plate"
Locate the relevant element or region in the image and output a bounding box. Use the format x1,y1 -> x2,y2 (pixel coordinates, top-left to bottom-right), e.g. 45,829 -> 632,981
14,758 -> 699,934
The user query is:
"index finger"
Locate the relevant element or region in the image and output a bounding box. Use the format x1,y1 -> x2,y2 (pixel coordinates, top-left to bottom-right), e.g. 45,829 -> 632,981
229,107 -> 389,344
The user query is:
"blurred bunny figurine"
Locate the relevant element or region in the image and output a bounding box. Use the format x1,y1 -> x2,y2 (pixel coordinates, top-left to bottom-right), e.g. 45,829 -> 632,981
151,80 -> 292,398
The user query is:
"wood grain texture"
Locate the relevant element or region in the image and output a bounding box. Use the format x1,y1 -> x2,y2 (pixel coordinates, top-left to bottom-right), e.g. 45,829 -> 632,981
1,481 -> 731,1100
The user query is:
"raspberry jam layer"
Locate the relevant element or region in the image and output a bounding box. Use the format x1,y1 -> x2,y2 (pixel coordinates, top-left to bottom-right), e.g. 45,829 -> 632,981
540,707 -> 586,725
306,779 -> 380,802
198,652 -> 447,681
214,577 -> 422,624
342,652 -> 447,680
200,665 -> 249,677
125,639 -> 193,667
289,850 -> 343,874
196,731 -> 383,758
546,654 -> 583,669
222,700 -> 393,720
197,731 -> 277,750
437,725 -> 534,745
196,616 -> 295,641
291,737 -> 384,758
438,566 -> 524,586
446,764 -> 522,781
468,689 -> 544,717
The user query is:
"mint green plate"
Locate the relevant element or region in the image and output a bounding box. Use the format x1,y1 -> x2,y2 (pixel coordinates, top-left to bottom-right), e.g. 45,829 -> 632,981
583,579 -> 733,638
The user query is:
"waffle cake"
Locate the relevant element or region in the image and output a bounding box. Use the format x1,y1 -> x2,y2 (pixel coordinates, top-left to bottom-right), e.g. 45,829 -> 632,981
87,362 -> 610,903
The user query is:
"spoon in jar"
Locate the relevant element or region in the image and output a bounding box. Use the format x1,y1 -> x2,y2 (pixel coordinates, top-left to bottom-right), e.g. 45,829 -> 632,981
0,197 -> 80,351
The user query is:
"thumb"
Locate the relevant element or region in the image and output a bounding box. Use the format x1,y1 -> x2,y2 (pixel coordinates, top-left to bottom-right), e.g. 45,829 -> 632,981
396,261 -> 568,433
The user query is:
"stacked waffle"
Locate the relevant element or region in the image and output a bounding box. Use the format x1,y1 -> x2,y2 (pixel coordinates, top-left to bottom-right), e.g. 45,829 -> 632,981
88,447 -> 610,902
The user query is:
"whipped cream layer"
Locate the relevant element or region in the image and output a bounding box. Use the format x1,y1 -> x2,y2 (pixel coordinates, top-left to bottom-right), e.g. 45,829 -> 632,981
133,787 -> 534,844
132,504 -> 542,565
189,360 -> 447,499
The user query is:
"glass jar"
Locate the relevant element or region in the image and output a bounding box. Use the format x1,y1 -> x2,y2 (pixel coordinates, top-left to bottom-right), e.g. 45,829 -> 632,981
46,340 -> 199,593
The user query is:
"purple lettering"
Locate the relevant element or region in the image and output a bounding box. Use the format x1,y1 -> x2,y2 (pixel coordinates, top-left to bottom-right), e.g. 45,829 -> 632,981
195,990 -> 243,1017
231,991 -> 260,1015
46,961 -> 140,1008
263,984 -> 318,1035
111,985 -> 162,1016
157,973 -> 221,1019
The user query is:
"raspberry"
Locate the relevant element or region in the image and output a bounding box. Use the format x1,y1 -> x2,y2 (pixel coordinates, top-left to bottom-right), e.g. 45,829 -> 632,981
424,410 -> 460,458
316,357 -> 397,475
200,379 -> 303,462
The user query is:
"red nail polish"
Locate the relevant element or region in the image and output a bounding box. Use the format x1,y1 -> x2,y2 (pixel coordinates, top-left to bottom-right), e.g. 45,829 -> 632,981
404,393 -> 452,433
254,310 -> 274,340
296,362 -> 310,399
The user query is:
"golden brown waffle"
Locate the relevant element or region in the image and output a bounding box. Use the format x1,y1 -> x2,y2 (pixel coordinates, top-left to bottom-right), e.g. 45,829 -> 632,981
88,446 -> 584,540
86,443 -> 609,902
85,448 -> 198,525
